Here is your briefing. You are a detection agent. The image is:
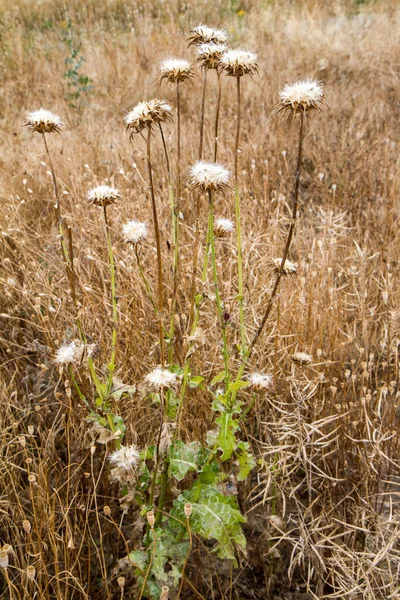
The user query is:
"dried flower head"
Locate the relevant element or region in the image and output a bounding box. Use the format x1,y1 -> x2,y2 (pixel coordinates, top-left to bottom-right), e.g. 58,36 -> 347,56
214,217 -> 234,238
219,49 -> 258,77
271,257 -> 298,275
248,372 -> 273,390
54,341 -> 82,366
147,510 -> 156,527
160,58 -> 193,84
109,445 -> 140,471
24,109 -> 63,134
144,367 -> 179,390
87,185 -> 121,207
188,24 -> 228,46
190,161 -> 230,193
26,566 -> 36,581
122,220 -> 148,244
184,503 -> 193,518
197,43 -> 228,70
278,79 -> 326,115
292,351 -> 313,365
124,99 -> 173,136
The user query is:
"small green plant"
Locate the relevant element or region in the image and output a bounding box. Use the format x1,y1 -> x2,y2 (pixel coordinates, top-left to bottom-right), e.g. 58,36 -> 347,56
61,16 -> 93,109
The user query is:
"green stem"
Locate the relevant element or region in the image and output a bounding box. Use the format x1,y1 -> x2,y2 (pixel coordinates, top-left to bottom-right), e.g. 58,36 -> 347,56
135,245 -> 157,311
208,190 -> 229,387
103,205 -> 117,394
234,76 -> 246,357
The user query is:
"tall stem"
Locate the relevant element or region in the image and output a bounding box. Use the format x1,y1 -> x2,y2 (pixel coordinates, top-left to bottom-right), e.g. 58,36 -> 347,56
214,72 -> 222,162
208,190 -> 229,386
199,69 -> 207,159
159,123 -> 178,363
147,131 -> 165,366
234,76 -> 246,356
248,111 -> 305,356
188,69 -> 208,330
103,205 -> 117,393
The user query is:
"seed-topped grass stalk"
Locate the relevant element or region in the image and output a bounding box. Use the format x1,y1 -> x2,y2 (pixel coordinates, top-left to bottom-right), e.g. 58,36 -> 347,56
24,109 -> 77,303
219,49 -> 258,358
160,59 -> 193,362
125,99 -> 174,366
87,185 -> 121,400
232,79 -> 327,396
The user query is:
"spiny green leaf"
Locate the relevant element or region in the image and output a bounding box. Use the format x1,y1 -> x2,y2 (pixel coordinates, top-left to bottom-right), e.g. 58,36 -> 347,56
169,440 -> 201,481
236,441 -> 256,481
210,371 -> 225,386
215,413 -> 239,461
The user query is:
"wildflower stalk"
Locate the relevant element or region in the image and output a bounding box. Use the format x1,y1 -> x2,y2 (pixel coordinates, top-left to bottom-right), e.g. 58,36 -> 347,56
103,205 -> 118,394
208,190 -> 229,385
248,111 -> 305,355
176,512 -> 193,600
230,112 -> 305,401
134,245 -> 157,311
234,75 -> 246,357
199,69 -> 207,159
159,123 -> 178,363
214,73 -> 222,162
139,524 -> 157,600
147,131 -> 165,366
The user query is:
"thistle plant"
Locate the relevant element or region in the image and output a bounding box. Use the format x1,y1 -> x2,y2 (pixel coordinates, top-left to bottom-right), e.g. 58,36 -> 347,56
125,99 -> 173,366
219,49 -> 258,358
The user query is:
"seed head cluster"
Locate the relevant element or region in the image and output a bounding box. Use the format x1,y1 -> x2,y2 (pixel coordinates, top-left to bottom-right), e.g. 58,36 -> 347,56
248,372 -> 274,390
24,109 -> 63,134
122,220 -> 148,245
214,217 -> 234,238
54,341 -> 82,366
190,161 -> 230,193
278,79 -> 326,115
87,185 -> 121,207
271,257 -> 298,275
197,43 -> 228,70
160,58 -> 193,83
219,49 -> 258,77
125,99 -> 173,136
144,367 -> 179,390
291,351 -> 313,365
188,24 -> 228,46
108,445 -> 140,471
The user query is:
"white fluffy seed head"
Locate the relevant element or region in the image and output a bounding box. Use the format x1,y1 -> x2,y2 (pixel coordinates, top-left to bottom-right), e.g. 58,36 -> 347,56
124,99 -> 173,136
122,220 -> 148,244
219,49 -> 258,77
188,24 -> 228,46
279,79 -> 325,114
271,257 -> 298,275
197,43 -> 228,70
190,161 -> 230,193
292,351 -> 313,365
108,445 -> 140,471
144,367 -> 178,390
24,108 -> 63,134
214,217 -> 234,238
248,372 -> 273,390
160,58 -> 193,83
87,185 -> 121,207
54,341 -> 81,366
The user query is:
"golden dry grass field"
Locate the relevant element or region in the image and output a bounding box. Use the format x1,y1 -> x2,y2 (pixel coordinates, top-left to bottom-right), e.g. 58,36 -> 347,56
0,0 -> 400,598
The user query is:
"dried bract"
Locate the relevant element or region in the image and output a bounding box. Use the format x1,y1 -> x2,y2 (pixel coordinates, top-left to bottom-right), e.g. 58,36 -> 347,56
124,99 -> 173,136
190,161 -> 230,193
219,49 -> 258,77
188,24 -> 228,46
87,185 -> 121,207
24,108 -> 63,134
278,79 -> 326,115
160,58 -> 193,84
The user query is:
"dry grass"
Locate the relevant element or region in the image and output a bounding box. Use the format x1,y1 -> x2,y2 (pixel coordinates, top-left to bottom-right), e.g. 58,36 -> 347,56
1,0 -> 400,598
